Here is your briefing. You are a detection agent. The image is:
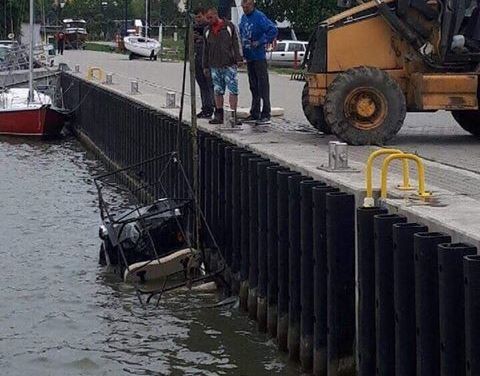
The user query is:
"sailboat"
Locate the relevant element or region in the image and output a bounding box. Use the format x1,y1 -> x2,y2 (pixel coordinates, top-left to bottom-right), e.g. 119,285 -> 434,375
0,0 -> 64,137
124,0 -> 161,60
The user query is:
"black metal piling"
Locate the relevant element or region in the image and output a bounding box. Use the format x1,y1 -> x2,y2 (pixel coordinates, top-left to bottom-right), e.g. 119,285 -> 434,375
326,192 -> 356,376
393,222 -> 428,376
414,232 -> 452,376
288,174 -> 312,361
356,206 -> 388,376
300,180 -> 326,372
374,214 -> 407,375
266,165 -> 286,338
464,254 -> 480,376
257,160 -> 277,332
239,152 -> 254,311
312,185 -> 339,376
247,157 -> 266,319
231,149 -> 244,294
438,243 -> 476,376
277,170 -> 300,351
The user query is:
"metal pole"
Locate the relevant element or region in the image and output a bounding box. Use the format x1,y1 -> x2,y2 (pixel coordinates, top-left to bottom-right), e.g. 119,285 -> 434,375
124,0 -> 128,36
187,0 -> 200,250
28,0 -> 34,103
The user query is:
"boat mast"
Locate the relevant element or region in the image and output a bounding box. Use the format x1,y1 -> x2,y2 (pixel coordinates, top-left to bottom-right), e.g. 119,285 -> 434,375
145,0 -> 148,38
28,0 -> 34,102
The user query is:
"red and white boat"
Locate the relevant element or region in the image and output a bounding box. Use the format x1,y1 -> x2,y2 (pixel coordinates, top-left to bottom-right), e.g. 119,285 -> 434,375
0,88 -> 64,137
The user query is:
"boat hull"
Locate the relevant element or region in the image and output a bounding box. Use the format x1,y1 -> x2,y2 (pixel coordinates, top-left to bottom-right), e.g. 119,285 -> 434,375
124,37 -> 161,58
0,106 -> 64,137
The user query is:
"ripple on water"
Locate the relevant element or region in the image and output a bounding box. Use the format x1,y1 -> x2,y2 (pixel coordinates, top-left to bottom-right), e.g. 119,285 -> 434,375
0,136 -> 299,376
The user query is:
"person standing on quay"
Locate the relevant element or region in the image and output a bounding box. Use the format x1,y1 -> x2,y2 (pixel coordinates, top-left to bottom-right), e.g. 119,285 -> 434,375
239,0 -> 277,125
57,31 -> 65,55
203,7 -> 243,125
194,7 -> 215,119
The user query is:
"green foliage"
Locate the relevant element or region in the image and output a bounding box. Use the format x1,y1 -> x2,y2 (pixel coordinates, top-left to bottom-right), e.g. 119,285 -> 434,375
256,0 -> 339,36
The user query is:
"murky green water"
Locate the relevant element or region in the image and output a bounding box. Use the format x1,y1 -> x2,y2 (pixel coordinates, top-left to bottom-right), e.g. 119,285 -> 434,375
0,137 -> 299,376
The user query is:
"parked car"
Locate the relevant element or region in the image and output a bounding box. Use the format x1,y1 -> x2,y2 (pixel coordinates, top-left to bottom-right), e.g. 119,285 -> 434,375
267,40 -> 308,68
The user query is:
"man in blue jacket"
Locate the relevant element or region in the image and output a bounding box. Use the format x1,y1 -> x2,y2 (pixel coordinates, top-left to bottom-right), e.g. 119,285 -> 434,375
239,0 -> 277,125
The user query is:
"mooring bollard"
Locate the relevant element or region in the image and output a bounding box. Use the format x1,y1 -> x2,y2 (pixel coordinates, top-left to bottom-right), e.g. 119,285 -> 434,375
393,222 -> 428,376
247,157 -> 264,319
130,80 -> 139,94
438,243 -> 476,376
312,185 -> 339,376
374,214 -> 407,375
239,152 -> 254,311
106,73 -> 113,85
288,174 -> 313,361
75,64 -> 80,73
300,180 -> 326,372
464,254 -> 480,376
266,165 -> 286,338
326,191 -> 356,376
257,160 -> 276,332
356,206 -> 388,376
277,170 -> 300,352
166,91 -> 176,108
414,232 -> 451,376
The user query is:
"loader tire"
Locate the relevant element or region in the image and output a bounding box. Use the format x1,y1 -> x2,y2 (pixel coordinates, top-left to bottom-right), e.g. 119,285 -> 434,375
302,83 -> 332,134
451,110 -> 480,137
324,67 -> 406,145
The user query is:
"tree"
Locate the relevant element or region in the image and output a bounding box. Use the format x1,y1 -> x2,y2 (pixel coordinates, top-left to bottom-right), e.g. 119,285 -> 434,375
255,0 -> 339,36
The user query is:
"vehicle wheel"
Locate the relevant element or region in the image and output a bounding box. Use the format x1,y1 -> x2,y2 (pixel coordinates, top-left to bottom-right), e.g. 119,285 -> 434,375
451,110 -> 480,137
99,244 -> 107,266
302,83 -> 332,134
323,66 -> 406,145
129,53 -> 134,60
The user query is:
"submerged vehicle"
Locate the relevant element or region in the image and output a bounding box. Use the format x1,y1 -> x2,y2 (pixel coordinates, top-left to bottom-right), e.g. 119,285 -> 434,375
94,153 -> 219,296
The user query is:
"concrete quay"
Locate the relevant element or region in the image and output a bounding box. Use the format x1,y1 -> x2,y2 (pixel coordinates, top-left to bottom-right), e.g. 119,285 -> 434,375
59,50 -> 480,248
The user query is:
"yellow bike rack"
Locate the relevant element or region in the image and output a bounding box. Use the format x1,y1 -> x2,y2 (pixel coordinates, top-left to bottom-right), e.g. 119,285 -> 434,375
381,153 -> 431,200
364,149 -> 413,207
87,67 -> 105,82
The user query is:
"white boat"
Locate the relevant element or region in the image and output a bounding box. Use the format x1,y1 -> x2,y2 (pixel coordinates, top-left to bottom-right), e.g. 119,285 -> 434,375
124,36 -> 161,60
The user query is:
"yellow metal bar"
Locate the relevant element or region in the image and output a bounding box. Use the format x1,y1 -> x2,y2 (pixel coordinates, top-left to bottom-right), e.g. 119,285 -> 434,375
365,149 -> 412,202
87,67 -> 105,82
381,154 -> 430,199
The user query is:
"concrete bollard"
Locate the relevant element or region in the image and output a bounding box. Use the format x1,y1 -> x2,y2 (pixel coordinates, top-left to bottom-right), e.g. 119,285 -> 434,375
106,73 -> 113,85
288,174 -> 313,361
130,80 -> 139,94
374,214 -> 407,375
356,206 -> 388,376
414,232 -> 451,376
166,91 -> 176,108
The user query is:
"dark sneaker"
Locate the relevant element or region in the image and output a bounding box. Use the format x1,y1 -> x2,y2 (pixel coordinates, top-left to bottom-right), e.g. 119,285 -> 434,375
197,111 -> 213,119
256,117 -> 271,125
243,115 -> 259,123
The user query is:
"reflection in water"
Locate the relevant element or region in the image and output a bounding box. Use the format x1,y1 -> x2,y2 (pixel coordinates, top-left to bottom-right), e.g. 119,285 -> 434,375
0,136 -> 298,376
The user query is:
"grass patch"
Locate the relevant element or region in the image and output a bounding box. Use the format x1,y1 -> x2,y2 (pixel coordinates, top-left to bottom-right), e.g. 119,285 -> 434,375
84,42 -> 117,53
